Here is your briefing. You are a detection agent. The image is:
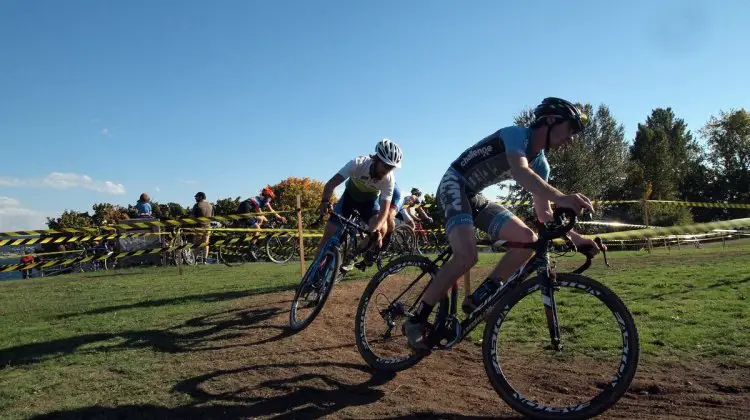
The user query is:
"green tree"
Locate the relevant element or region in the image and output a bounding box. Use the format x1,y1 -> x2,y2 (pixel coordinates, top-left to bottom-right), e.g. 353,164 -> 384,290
626,108 -> 698,225
700,109 -> 750,219
214,197 -> 242,216
268,177 -> 337,226
91,203 -> 130,226
46,210 -> 94,230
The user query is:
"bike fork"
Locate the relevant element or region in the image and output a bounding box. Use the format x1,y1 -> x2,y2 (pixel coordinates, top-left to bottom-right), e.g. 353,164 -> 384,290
541,274 -> 562,351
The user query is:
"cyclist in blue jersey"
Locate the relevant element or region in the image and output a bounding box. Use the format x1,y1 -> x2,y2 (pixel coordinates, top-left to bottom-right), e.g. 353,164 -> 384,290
404,97 -> 603,351
316,139 -> 404,262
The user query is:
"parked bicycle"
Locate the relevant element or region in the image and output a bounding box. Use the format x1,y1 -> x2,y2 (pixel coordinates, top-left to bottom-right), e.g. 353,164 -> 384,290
354,208 -> 639,419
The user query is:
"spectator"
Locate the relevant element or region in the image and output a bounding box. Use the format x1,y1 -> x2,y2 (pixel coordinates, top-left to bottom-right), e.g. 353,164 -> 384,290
135,193 -> 153,218
192,192 -> 214,264
20,255 -> 34,279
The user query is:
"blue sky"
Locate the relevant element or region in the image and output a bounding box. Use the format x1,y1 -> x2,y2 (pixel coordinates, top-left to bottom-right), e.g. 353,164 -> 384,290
1,0 -> 749,231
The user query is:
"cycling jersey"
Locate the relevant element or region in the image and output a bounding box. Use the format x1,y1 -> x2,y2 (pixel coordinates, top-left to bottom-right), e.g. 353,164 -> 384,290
338,156 -> 395,203
391,184 -> 403,211
403,195 -> 421,217
437,126 -> 550,237
449,126 -> 549,193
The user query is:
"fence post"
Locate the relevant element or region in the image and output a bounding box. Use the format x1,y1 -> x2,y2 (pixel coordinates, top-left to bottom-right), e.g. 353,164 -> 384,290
297,195 -> 306,275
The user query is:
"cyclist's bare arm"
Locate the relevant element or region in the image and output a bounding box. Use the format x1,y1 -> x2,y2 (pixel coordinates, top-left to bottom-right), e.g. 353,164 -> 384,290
372,199 -> 391,231
532,194 -> 554,223
320,174 -> 345,214
265,203 -> 285,220
508,155 -> 563,201
416,206 -> 430,221
322,174 -> 345,202
508,155 -> 594,214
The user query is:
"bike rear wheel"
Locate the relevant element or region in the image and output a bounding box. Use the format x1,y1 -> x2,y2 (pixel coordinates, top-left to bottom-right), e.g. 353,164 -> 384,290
266,234 -> 297,264
289,247 -> 340,331
355,255 -> 448,372
482,273 -> 639,420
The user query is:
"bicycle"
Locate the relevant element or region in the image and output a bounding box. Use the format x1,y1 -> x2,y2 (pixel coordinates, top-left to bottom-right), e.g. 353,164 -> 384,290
376,222 -> 417,270
72,241 -> 114,272
412,220 -> 441,255
354,208 -> 639,419
263,218 -> 299,264
289,209 -> 377,331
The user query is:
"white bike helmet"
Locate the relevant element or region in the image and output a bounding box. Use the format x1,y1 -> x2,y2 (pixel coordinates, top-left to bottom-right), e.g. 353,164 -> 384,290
375,138 -> 403,168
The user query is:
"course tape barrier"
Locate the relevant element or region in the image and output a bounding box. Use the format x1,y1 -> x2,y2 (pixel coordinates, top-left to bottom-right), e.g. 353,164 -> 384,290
576,221 -> 655,229
0,242 -> 209,273
2,198 -> 745,240
0,232 -> 170,247
0,210 -> 300,237
582,218 -> 750,241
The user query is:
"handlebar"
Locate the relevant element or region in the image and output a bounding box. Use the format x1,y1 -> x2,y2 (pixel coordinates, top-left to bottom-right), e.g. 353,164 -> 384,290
539,207 -> 578,240
571,237 -> 609,274
309,210 -> 373,236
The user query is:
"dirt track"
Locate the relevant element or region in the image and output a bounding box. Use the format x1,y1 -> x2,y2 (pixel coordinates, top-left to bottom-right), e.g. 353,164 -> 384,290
114,278 -> 746,420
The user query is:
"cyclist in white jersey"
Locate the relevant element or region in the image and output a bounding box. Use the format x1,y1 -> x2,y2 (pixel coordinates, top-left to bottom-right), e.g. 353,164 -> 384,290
316,139 -> 403,260
404,97 -> 603,351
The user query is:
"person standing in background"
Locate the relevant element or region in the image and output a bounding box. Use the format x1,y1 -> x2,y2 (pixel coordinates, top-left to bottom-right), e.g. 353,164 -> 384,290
192,192 -> 214,264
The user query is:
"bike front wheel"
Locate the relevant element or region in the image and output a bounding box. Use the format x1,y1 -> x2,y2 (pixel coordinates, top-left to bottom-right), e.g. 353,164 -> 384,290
482,273 -> 639,420
289,247 -> 340,331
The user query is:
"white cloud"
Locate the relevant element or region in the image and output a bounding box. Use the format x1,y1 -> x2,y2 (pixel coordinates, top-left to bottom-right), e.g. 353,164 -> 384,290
101,128 -> 110,136
155,186 -> 161,192
0,196 -> 52,232
0,172 -> 126,195
0,196 -> 21,207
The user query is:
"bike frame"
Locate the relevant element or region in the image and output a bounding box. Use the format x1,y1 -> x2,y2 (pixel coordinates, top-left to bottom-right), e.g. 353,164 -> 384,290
390,212 -> 603,351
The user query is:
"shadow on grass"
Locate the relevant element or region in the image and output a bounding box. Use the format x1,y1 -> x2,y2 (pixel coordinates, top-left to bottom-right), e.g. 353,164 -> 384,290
30,361 -> 397,419
1,303 -> 295,368
56,284 -> 295,319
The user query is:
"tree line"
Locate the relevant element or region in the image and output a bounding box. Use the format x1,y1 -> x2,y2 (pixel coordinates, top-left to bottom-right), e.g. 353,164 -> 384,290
46,105 -> 749,230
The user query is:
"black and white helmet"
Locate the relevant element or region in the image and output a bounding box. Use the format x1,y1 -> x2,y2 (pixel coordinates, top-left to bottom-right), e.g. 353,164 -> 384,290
375,138 -> 403,168
533,97 -> 588,134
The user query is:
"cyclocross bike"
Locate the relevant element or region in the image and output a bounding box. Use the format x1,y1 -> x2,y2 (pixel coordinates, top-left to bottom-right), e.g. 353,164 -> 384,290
354,208 -> 639,419
289,209 -> 381,331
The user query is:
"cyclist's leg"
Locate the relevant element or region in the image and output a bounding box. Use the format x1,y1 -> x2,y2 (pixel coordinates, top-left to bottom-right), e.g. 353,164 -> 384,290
404,169 -> 477,350
380,205 -> 399,249
457,204 -> 537,311
478,208 -> 537,281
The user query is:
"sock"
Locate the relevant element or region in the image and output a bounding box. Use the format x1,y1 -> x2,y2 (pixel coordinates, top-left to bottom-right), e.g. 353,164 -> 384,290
415,301 -> 434,323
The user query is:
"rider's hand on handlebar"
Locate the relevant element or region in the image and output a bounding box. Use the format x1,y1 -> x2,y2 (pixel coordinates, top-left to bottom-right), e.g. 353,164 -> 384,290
318,201 -> 332,218
573,236 -> 604,256
553,193 -> 595,216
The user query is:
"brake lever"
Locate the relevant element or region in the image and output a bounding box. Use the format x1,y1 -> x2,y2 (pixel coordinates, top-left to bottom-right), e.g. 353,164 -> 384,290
594,237 -> 609,267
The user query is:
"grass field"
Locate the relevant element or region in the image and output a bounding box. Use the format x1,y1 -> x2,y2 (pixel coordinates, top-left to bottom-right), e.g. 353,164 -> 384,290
1,240 -> 748,419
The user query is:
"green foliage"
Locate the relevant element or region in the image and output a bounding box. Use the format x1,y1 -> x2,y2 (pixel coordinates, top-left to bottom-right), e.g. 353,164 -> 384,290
268,177 -> 337,226
91,203 -> 129,226
700,109 -> 750,219
46,210 -> 94,230
214,197 -> 242,216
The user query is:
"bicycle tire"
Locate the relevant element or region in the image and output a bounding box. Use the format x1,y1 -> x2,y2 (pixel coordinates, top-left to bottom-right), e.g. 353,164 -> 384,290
266,234 -> 297,264
355,255 -> 448,372
376,225 -> 416,271
482,273 -> 639,420
289,247 -> 340,331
